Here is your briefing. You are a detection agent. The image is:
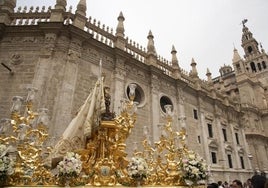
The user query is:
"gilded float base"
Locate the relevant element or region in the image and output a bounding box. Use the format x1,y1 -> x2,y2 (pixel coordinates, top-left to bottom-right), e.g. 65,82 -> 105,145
5,186 -> 205,188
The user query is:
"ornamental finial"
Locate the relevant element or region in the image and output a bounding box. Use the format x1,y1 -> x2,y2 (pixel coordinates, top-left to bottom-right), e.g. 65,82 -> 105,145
242,19 -> 248,27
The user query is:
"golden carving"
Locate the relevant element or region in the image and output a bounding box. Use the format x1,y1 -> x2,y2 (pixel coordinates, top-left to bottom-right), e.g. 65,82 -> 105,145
77,98 -> 137,186
0,100 -> 54,186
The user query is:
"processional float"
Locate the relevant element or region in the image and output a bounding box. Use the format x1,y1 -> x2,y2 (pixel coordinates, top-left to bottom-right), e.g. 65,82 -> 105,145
0,79 -> 207,187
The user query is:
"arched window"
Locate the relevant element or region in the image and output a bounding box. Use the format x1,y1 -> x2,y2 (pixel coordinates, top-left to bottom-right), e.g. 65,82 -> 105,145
257,63 -> 262,71
126,83 -> 145,106
160,96 -> 173,113
250,62 -> 256,72
236,64 -> 241,73
247,46 -> 253,54
262,61 -> 267,69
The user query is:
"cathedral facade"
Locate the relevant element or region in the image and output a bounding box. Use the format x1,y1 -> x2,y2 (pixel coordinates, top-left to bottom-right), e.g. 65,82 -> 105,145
0,0 -> 267,184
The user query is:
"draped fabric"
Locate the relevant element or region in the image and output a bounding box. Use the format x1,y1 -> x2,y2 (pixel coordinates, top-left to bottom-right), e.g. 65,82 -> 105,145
49,77 -> 106,161
63,77 -> 106,139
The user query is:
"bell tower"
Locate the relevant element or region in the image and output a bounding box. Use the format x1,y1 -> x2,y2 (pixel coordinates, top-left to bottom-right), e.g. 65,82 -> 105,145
241,19 -> 260,59
235,19 -> 268,106
236,19 -> 268,77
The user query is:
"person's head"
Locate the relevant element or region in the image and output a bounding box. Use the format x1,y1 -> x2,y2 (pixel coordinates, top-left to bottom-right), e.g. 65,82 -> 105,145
218,181 -> 223,186
246,179 -> 252,187
232,179 -> 243,188
208,183 -> 219,188
251,175 -> 266,188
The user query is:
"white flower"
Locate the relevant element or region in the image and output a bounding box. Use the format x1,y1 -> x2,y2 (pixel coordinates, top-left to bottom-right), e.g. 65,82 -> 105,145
181,151 -> 208,182
0,144 -> 14,176
127,156 -> 149,179
57,152 -> 82,177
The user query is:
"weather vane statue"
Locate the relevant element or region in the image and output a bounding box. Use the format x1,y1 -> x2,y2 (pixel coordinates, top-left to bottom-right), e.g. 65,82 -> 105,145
242,19 -> 248,26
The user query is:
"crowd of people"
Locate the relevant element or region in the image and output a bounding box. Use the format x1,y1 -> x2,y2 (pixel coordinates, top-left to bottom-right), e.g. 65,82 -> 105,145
207,175 -> 267,188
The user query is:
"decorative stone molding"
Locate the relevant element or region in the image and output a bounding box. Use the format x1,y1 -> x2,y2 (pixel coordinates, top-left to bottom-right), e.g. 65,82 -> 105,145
114,67 -> 126,77
224,144 -> 233,152
137,70 -> 145,79
214,104 -> 222,117
86,48 -> 98,58
11,53 -> 23,65
198,96 -> 205,110
208,139 -> 218,149
221,119 -> 228,126
233,124 -> 239,130
67,49 -> 81,62
238,147 -> 245,154
41,33 -> 57,56
151,75 -> 160,91
205,113 -> 214,121
177,88 -> 185,104
70,38 -> 82,50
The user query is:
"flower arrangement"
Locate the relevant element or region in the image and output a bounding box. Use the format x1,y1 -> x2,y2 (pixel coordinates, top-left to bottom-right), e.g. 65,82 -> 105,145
0,144 -> 14,182
57,152 -> 82,178
181,151 -> 208,184
127,156 -> 149,180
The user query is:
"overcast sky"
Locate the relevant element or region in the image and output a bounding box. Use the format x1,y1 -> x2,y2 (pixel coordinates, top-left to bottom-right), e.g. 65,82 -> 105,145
17,0 -> 268,79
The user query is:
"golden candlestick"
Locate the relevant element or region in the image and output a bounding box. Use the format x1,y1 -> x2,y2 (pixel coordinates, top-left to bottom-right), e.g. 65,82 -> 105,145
0,90 -> 54,186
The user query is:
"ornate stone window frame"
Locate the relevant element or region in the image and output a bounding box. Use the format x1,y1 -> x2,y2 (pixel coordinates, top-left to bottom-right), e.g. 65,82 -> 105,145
125,82 -> 146,107
159,94 -> 174,115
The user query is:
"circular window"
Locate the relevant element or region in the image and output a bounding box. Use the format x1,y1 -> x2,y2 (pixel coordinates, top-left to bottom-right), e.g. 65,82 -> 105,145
160,96 -> 173,113
126,83 -> 145,106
